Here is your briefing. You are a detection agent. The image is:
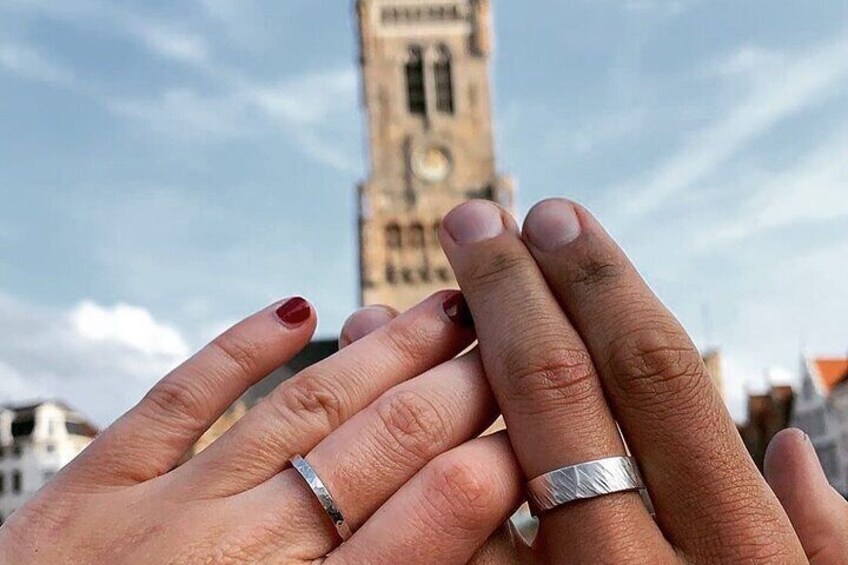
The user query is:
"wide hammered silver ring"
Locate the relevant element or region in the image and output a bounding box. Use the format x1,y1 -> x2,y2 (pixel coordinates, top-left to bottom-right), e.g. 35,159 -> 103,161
527,456 -> 645,515
290,455 -> 353,542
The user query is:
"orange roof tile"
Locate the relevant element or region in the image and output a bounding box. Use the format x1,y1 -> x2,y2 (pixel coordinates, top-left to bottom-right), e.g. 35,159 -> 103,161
815,358 -> 848,391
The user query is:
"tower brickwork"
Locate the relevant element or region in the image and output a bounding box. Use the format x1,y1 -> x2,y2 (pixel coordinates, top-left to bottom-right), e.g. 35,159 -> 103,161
356,0 -> 513,310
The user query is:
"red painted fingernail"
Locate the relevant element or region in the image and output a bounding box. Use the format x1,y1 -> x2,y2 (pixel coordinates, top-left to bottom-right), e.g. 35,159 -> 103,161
276,297 -> 311,327
443,292 -> 474,328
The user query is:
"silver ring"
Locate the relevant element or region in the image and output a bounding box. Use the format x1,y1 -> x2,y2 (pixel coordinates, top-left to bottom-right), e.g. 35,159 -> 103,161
527,456 -> 644,515
290,455 -> 353,541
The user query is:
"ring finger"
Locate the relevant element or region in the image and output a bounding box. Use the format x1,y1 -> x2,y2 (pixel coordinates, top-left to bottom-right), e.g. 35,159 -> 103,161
242,348 -> 498,558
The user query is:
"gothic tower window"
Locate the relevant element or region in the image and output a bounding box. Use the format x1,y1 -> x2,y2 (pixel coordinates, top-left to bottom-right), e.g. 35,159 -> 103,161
386,223 -> 402,249
405,46 -> 427,116
409,223 -> 425,248
434,45 -> 455,114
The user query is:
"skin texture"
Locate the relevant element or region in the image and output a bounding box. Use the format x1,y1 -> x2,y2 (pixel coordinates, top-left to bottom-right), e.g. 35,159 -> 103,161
0,198 -> 844,564
0,292 -> 523,564
438,199 -> 808,563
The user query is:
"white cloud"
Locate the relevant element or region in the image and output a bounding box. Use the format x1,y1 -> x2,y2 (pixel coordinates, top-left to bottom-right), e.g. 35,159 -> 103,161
0,292 -> 189,424
71,301 -> 189,358
0,43 -> 75,86
618,31 -> 848,218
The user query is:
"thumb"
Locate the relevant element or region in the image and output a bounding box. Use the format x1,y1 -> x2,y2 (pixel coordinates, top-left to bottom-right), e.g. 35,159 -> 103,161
765,428 -> 848,563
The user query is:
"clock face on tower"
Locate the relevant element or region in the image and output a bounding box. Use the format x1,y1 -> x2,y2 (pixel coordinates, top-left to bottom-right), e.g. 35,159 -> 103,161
411,144 -> 452,183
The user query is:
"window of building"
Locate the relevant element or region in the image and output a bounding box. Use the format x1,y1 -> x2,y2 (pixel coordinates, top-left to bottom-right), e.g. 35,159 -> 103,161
0,472 -> 5,494
11,419 -> 34,438
408,223 -> 425,248
434,45 -> 455,114
45,443 -> 55,454
386,223 -> 402,249
43,470 -> 56,483
12,471 -> 22,494
405,46 -> 427,116
386,264 -> 398,285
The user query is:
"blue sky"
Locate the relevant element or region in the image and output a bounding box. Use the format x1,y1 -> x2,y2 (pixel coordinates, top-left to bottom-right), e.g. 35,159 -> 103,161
1,0 -> 847,424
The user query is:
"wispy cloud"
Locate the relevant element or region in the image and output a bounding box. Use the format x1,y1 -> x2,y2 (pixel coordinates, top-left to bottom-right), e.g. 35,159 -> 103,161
128,20 -> 210,65
109,67 -> 361,171
2,0 -> 360,171
0,43 -> 75,86
108,88 -> 255,141
706,128 -> 848,245
616,31 -> 848,218
248,69 -> 358,126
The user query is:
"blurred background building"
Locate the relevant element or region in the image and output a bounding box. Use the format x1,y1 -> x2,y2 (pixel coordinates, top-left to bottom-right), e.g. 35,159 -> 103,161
356,0 -> 513,311
0,401 -> 98,523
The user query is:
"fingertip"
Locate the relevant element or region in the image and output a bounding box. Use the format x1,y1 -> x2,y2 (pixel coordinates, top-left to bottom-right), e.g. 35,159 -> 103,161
339,305 -> 398,348
275,297 -> 316,330
764,428 -> 821,495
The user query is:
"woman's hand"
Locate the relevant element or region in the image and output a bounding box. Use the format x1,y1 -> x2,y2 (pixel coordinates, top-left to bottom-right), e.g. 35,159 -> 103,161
0,293 -> 524,564
438,199 -> 812,563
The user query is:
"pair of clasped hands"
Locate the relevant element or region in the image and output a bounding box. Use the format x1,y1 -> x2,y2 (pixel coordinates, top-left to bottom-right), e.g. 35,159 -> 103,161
1,199 -> 846,564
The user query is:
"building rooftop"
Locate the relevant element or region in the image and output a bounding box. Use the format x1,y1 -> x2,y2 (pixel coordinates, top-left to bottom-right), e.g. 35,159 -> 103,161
813,357 -> 848,392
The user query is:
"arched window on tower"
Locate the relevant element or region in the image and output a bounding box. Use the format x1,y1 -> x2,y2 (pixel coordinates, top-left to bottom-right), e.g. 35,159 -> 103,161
434,45 -> 454,115
409,223 -> 425,248
405,46 -> 427,116
386,223 -> 402,250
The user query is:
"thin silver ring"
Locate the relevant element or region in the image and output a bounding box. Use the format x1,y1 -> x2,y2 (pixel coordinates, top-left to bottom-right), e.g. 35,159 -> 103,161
527,456 -> 645,515
290,455 -> 352,541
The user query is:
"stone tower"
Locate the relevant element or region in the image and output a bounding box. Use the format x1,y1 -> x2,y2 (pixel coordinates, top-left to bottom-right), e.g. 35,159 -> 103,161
355,0 -> 513,310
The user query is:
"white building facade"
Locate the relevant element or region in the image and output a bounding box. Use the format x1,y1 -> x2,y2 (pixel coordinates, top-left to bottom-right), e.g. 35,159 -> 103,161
0,401 -> 97,523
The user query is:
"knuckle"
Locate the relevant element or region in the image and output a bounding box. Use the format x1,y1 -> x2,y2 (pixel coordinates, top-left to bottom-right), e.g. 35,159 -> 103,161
568,253 -> 624,289
423,457 -> 498,531
504,345 -> 601,412
267,372 -> 346,432
374,390 -> 452,465
142,378 -> 209,430
210,330 -> 264,379
465,251 -> 535,294
606,326 -> 711,412
381,317 -> 432,363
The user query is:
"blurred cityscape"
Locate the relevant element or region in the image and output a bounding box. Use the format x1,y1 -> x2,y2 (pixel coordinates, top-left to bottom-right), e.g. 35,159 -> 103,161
1,0 -> 847,523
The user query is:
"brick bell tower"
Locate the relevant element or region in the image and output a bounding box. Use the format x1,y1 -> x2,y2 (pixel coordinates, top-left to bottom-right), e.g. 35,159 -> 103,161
355,0 -> 513,311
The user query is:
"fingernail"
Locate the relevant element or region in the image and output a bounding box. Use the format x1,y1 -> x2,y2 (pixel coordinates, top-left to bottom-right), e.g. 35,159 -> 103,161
442,292 -> 474,327
340,306 -> 396,346
442,200 -> 505,245
523,198 -> 582,251
276,297 -> 311,327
